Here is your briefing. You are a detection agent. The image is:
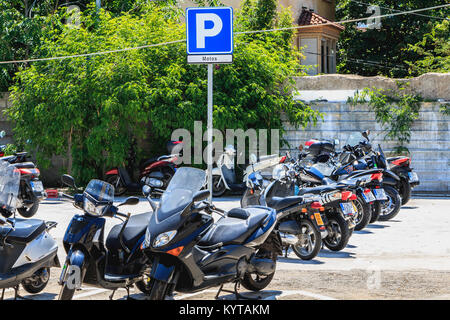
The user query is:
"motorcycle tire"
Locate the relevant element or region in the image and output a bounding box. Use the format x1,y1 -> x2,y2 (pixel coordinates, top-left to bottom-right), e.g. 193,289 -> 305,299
17,201 -> 39,218
58,284 -> 76,300
106,175 -> 127,196
354,196 -> 372,231
22,268 -> 50,294
323,214 -> 351,252
147,278 -> 169,300
240,252 -> 277,291
135,276 -> 152,294
212,175 -> 226,197
378,185 -> 402,221
370,201 -> 381,223
399,178 -> 411,205
291,219 -> 322,260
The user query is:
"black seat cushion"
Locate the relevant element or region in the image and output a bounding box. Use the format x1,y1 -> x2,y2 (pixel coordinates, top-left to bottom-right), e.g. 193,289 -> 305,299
227,208 -> 250,220
12,162 -> 35,169
198,207 -> 270,247
106,212 -> 151,252
0,218 -> 45,244
297,185 -> 340,195
267,196 -> 304,211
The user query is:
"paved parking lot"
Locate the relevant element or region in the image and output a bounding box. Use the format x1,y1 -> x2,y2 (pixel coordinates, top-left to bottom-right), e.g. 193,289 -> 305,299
2,197 -> 450,300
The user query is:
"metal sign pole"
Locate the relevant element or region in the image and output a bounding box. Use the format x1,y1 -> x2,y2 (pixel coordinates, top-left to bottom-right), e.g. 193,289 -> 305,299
207,63 -> 213,203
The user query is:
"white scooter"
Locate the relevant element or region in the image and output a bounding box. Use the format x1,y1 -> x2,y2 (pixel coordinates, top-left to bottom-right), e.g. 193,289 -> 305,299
0,161 -> 59,300
210,145 -> 282,197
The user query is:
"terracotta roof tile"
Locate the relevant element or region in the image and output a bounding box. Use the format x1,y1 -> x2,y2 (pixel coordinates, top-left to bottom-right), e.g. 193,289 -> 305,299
298,9 -> 344,31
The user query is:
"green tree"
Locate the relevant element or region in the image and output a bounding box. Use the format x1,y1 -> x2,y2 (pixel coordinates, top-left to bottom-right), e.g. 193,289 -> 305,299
7,2 -> 319,184
336,0 -> 449,77
407,19 -> 450,74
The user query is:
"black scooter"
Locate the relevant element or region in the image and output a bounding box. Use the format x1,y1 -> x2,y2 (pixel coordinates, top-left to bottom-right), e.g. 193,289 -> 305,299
57,175 -> 152,300
141,167 -> 280,300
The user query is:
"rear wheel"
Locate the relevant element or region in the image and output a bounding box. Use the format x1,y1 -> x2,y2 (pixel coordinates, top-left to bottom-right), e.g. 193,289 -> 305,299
370,201 -> 381,223
22,268 -> 50,294
291,219 -> 322,260
323,214 -> 350,251
106,174 -> 126,196
354,196 -> 372,231
212,175 -> 226,197
399,179 -> 411,205
241,252 -> 276,291
17,200 -> 39,218
378,185 -> 402,221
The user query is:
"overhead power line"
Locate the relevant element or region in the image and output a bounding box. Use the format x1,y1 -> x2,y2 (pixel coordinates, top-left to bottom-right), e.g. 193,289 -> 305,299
0,3 -> 448,65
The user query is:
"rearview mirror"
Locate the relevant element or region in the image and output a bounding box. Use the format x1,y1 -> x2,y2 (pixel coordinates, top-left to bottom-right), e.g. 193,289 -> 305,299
142,185 -> 152,197
193,190 -> 210,202
362,130 -> 370,140
0,131 -> 5,139
118,196 -> 139,207
147,178 -> 163,188
334,139 -> 340,146
249,153 -> 257,164
61,174 -> 76,189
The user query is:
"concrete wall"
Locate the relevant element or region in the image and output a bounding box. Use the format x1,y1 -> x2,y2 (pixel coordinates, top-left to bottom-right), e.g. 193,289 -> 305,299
282,101 -> 450,195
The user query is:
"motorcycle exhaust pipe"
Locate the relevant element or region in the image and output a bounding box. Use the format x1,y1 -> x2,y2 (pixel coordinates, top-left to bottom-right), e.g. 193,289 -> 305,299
279,232 -> 299,246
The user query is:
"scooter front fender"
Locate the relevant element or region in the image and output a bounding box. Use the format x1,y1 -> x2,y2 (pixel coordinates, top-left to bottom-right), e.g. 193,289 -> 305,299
150,261 -> 175,282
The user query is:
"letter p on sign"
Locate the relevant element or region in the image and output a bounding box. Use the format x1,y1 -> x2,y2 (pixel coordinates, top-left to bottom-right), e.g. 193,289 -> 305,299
186,7 -> 233,55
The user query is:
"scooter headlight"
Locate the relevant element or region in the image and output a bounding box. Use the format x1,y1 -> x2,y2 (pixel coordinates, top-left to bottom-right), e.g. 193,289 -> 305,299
83,197 -> 107,217
153,230 -> 177,248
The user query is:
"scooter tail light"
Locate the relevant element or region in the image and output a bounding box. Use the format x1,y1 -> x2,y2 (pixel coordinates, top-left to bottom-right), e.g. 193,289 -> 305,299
349,194 -> 357,201
371,173 -> 383,181
392,158 -> 409,166
341,191 -> 352,201
364,188 -> 371,193
310,201 -> 322,209
279,156 -> 286,164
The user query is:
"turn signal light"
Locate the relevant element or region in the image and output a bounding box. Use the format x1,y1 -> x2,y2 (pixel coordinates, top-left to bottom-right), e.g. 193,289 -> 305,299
167,246 -> 184,257
301,208 -> 307,213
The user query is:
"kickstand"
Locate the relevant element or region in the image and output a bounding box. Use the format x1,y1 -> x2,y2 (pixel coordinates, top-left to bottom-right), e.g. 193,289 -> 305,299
109,289 -> 116,300
14,286 -> 32,300
1,288 -> 4,300
215,282 -> 261,300
284,245 -> 290,258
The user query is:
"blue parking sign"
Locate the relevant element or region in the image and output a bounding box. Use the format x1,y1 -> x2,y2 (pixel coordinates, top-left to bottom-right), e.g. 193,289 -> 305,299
186,7 -> 233,55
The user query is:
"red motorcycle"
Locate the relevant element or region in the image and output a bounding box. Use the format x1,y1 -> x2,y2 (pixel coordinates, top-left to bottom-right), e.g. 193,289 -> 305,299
105,141 -> 182,196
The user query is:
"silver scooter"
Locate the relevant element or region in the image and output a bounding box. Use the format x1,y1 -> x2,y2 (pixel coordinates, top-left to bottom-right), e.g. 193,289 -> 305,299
0,161 -> 59,300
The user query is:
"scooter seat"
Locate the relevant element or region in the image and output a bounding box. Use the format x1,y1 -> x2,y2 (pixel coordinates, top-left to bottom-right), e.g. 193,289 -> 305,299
297,185 -> 341,195
0,218 -> 46,244
267,196 -> 304,211
106,212 -> 152,253
12,162 -> 35,169
198,206 -> 272,247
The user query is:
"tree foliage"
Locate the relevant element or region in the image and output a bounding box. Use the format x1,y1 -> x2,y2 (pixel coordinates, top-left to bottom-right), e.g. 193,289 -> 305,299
7,1 -> 319,184
336,0 -> 450,77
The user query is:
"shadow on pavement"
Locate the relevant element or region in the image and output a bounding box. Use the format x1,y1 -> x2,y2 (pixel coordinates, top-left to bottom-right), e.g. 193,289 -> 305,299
277,257 -> 325,265
318,250 -> 355,259
366,224 -> 389,229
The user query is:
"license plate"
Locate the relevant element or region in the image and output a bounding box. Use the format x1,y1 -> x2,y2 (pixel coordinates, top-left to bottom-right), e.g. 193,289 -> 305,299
31,180 -> 44,192
314,213 -> 324,226
340,202 -> 356,215
373,188 -> 387,200
408,172 -> 419,182
362,190 -> 376,203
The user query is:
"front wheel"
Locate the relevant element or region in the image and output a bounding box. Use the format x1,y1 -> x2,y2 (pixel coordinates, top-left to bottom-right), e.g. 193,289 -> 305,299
147,278 -> 169,300
378,185 -> 402,221
323,214 -> 351,251
58,284 -> 76,300
291,219 -> 322,260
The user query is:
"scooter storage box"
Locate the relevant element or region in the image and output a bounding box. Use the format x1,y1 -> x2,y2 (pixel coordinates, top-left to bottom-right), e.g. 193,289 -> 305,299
307,141 -> 334,156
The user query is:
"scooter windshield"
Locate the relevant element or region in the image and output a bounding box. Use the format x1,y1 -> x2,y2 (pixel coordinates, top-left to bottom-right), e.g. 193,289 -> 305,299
0,160 -> 20,214
157,167 -> 206,221
345,132 -> 365,147
84,179 -> 114,204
